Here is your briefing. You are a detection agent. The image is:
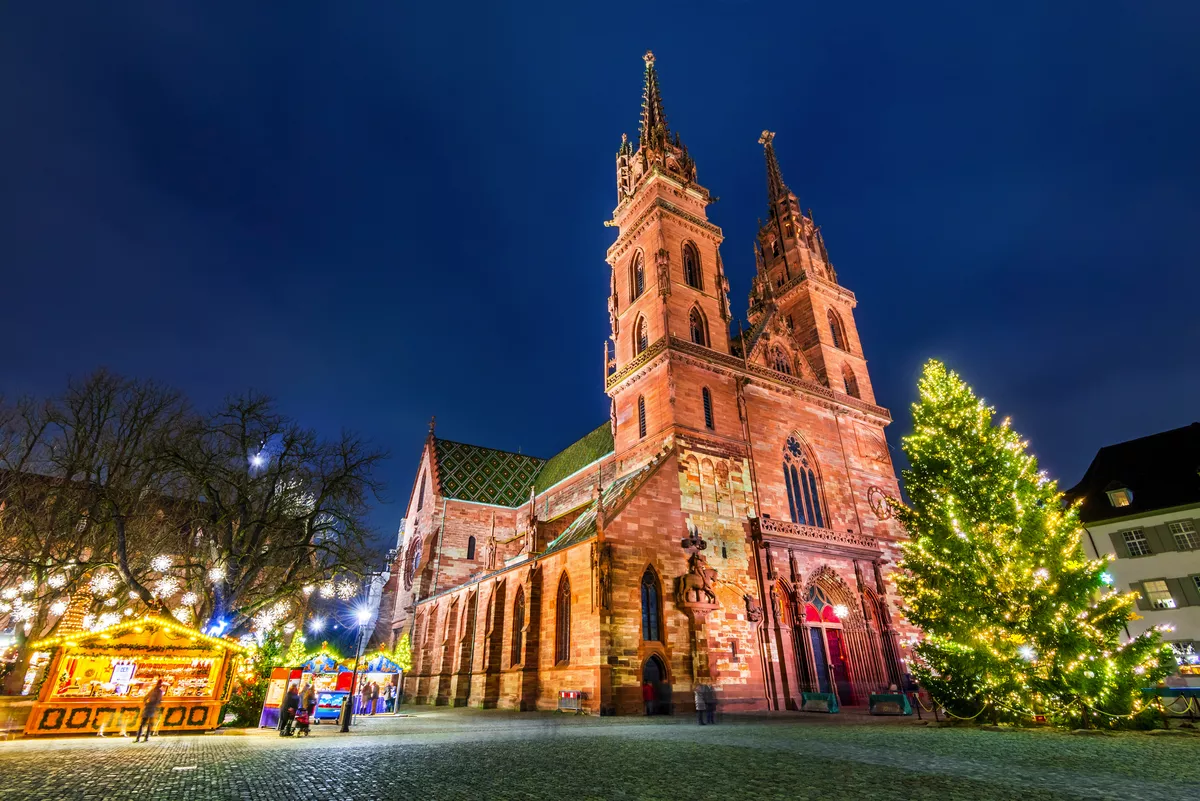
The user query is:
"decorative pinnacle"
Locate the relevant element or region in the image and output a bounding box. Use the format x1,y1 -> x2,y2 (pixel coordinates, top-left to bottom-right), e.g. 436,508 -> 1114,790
644,50 -> 655,65
759,130 -> 788,205
640,51 -> 669,150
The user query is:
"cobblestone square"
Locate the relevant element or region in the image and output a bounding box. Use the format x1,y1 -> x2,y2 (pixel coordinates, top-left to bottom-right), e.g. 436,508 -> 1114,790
1,709 -> 1198,800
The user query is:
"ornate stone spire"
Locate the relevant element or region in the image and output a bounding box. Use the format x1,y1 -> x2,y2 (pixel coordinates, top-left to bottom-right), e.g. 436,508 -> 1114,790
758,130 -> 789,205
640,51 -> 669,152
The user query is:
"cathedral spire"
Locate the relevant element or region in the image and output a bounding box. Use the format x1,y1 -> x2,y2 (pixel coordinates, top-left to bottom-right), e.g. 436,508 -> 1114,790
758,130 -> 789,204
640,51 -> 669,151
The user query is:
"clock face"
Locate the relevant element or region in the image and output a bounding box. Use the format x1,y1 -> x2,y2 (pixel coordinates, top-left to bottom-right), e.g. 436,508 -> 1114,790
867,486 -> 893,520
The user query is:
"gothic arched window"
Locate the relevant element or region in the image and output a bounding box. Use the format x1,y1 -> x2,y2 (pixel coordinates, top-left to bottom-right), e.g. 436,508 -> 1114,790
683,243 -> 703,290
631,253 -> 645,301
702,387 -> 714,430
635,316 -> 648,355
828,309 -> 847,351
637,395 -> 647,439
783,435 -> 826,528
417,471 -> 425,511
403,538 -> 422,591
771,347 -> 792,376
511,586 -> 525,666
641,567 -> 662,641
689,307 -> 707,346
842,364 -> 860,399
555,574 -> 571,664
466,535 -> 476,560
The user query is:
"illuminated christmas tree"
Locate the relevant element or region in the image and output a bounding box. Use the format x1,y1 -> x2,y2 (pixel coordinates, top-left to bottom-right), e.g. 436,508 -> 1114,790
894,360 -> 1173,724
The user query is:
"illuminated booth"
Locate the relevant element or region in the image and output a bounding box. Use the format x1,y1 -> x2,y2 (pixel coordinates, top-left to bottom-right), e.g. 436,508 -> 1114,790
25,615 -> 246,736
298,650 -> 354,722
356,651 -> 402,714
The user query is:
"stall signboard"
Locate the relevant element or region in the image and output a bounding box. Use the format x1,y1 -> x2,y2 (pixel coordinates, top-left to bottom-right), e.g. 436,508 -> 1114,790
24,616 -> 247,737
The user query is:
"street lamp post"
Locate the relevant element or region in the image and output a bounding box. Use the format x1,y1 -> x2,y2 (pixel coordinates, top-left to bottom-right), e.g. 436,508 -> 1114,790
340,607 -> 372,733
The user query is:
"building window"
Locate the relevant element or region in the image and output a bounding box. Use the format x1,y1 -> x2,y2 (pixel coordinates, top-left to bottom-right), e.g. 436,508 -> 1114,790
783,435 -> 825,528
1123,529 -> 1151,557
403,539 -> 422,591
631,253 -> 645,300
828,309 -> 846,351
1194,575 -> 1200,598
689,307 -> 707,346
417,471 -> 426,511
842,364 -> 860,399
702,387 -> 714,430
1107,487 -> 1133,507
1169,521 -> 1199,550
466,535 -> 476,561
555,574 -> 571,664
640,567 -> 661,641
635,316 -> 648,355
511,587 -> 525,666
786,314 -> 794,330
638,396 -> 647,439
1143,579 -> 1176,609
683,243 -> 702,289
770,347 -> 792,376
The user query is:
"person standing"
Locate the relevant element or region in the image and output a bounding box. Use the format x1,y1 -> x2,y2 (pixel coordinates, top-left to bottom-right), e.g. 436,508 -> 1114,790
641,681 -> 655,716
134,678 -> 163,743
385,683 -> 396,713
300,682 -> 316,718
703,684 -> 716,725
693,683 -> 707,725
279,684 -> 300,736
370,681 -> 380,715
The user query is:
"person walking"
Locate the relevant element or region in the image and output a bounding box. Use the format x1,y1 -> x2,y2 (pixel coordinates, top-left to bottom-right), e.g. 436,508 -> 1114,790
641,680 -> 655,716
300,682 -> 316,718
134,678 -> 163,743
369,681 -> 380,715
384,683 -> 396,713
279,684 -> 300,736
703,683 -> 716,725
693,683 -> 707,725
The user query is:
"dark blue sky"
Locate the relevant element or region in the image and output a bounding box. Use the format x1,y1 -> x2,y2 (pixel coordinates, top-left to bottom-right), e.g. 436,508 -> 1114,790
3,2 -> 1198,549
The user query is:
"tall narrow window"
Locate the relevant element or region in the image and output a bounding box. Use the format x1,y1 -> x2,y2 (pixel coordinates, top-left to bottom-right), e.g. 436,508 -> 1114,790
635,316 -> 648,355
555,575 -> 571,664
689,308 -> 707,346
828,309 -> 846,351
783,435 -> 825,528
637,395 -> 647,439
511,587 -> 525,666
702,387 -> 714,430
771,347 -> 792,376
466,535 -> 476,560
842,364 -> 860,399
631,253 -> 645,300
641,567 -> 661,641
683,243 -> 702,289
417,471 -> 426,511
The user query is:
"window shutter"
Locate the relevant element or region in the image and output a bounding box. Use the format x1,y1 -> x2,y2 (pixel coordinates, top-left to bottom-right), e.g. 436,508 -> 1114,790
1183,576 -> 1200,608
1109,531 -> 1131,559
1130,582 -> 1152,611
1146,525 -> 1175,554
1166,577 -> 1191,608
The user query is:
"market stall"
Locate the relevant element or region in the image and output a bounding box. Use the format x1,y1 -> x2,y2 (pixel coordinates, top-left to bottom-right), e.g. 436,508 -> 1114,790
356,650 -> 402,714
24,615 -> 247,736
298,650 -> 354,722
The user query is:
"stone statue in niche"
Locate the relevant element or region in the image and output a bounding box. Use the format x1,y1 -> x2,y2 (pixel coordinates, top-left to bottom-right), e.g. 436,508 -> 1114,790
595,542 -> 613,611
483,533 -> 497,571
770,586 -> 781,619
744,594 -> 764,625
678,551 -> 718,605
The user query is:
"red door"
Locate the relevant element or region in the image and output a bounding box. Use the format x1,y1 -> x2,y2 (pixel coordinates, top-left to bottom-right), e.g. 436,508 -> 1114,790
824,629 -> 854,705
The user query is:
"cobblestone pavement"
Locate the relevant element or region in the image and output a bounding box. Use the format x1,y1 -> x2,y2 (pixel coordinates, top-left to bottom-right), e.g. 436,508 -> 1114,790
1,708 -> 1198,800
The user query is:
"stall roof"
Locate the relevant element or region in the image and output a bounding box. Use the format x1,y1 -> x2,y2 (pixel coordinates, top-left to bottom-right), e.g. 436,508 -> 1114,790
31,614 -> 250,653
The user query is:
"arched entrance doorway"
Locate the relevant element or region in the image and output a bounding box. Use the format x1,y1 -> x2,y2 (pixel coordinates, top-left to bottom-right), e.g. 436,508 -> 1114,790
804,585 -> 855,705
642,655 -> 671,715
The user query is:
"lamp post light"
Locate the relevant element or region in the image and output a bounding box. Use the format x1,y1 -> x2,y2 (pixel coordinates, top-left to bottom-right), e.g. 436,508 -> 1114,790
339,606 -> 372,733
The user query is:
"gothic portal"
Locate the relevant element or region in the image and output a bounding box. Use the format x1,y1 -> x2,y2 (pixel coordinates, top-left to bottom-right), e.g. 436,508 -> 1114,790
378,52 -> 915,714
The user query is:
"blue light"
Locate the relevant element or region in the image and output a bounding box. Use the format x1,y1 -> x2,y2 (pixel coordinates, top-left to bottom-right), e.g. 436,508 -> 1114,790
1099,572 -> 1114,586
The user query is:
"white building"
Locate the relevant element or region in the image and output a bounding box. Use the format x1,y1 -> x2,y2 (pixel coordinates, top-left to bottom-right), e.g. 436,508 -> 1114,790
1069,422 -> 1200,684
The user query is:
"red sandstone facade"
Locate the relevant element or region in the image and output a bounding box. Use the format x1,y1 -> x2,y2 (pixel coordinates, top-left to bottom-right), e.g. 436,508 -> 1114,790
383,52 -> 915,715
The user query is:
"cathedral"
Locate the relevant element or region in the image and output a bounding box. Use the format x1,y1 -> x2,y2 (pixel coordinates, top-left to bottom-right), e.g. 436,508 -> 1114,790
381,52 -> 914,715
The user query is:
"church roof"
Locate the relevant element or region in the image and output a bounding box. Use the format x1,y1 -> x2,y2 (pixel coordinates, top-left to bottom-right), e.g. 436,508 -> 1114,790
432,439 -> 545,507
432,422 -> 614,507
533,422 -> 614,495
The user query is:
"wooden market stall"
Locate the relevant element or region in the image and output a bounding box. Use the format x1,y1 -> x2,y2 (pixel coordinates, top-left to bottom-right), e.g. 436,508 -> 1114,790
357,650 -> 403,714
24,615 -> 247,736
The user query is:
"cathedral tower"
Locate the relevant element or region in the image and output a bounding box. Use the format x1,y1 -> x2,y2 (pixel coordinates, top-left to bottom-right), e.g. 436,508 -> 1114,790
748,132 -> 875,404
605,52 -> 734,456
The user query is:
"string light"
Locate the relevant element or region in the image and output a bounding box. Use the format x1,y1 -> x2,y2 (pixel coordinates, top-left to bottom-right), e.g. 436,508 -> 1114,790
208,566 -> 226,583
89,573 -> 118,597
180,592 -> 199,606
19,579 -> 35,593
336,581 -> 356,600
319,582 -> 335,599
150,555 -> 172,573
50,599 -> 69,616
47,574 -> 67,589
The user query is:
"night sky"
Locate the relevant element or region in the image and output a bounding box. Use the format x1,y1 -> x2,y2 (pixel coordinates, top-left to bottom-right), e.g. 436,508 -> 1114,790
3,3 -> 1198,552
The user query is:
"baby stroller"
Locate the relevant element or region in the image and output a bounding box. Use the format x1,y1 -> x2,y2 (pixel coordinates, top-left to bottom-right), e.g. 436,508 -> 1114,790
293,707 -> 312,737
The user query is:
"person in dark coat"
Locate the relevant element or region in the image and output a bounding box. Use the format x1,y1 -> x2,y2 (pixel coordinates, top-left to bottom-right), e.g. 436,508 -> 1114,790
369,681 -> 380,715
693,684 -> 707,725
279,684 -> 300,736
703,683 -> 716,725
134,679 -> 163,742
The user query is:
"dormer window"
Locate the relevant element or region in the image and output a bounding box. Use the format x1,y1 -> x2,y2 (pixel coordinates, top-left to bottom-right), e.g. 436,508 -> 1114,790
1107,487 -> 1133,507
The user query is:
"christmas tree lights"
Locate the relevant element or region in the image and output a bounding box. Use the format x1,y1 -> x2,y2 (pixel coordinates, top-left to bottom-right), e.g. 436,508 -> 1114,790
892,360 -> 1174,724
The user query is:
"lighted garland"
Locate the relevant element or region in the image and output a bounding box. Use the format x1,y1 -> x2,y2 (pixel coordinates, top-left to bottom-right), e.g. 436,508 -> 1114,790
892,360 -> 1174,724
